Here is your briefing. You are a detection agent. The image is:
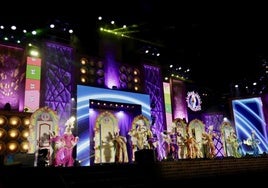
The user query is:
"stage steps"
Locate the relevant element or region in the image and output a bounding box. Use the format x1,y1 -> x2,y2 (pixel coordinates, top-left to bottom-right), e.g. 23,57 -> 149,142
1,156 -> 268,187
158,156 -> 268,180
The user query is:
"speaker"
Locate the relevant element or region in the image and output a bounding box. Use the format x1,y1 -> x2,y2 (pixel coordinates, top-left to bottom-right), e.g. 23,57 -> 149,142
135,149 -> 156,163
0,155 -> 4,166
13,153 -> 35,167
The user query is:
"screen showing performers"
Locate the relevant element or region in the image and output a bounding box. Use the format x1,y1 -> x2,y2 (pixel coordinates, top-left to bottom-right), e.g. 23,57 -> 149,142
232,97 -> 268,156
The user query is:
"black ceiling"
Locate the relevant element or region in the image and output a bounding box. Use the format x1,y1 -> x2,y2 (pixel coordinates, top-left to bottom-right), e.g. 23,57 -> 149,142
1,14 -> 267,95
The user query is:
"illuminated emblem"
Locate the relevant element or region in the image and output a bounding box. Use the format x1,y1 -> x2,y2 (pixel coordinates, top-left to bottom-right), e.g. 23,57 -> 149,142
186,91 -> 202,111
41,112 -> 50,121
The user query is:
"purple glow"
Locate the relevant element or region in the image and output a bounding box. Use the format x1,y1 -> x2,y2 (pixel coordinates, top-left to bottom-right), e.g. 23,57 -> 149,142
171,79 -> 188,121
202,113 -> 225,132
104,53 -> 119,89
0,44 -> 24,111
43,42 -> 74,134
143,64 -> 167,160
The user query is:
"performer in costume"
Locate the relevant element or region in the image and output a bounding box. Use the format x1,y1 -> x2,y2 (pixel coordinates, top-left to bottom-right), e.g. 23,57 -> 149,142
50,131 -> 66,166
184,128 -> 199,159
113,131 -> 129,163
128,118 -> 152,160
202,125 -> 216,159
160,131 -> 171,159
244,130 -> 260,157
169,127 -> 179,160
62,117 -> 79,167
50,117 -> 79,167
226,130 -> 242,158
176,118 -> 187,159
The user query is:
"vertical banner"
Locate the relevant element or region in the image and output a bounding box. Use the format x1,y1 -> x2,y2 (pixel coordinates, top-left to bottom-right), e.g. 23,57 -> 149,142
163,82 -> 172,131
24,57 -> 41,112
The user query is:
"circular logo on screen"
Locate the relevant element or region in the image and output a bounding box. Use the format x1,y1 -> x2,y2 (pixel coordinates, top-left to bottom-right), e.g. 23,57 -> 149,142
186,91 -> 202,111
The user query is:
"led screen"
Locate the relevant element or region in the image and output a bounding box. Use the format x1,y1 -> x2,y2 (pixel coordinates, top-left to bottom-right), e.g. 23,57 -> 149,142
76,85 -> 151,166
232,97 -> 268,155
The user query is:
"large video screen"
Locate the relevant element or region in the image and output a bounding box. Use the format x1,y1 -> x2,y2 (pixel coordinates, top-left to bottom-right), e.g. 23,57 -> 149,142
232,96 -> 268,155
76,85 -> 151,166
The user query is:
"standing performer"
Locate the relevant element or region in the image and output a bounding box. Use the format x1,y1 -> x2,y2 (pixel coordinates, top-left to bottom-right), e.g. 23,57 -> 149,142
61,117 -> 79,167
113,131 -> 129,163
244,130 -> 260,157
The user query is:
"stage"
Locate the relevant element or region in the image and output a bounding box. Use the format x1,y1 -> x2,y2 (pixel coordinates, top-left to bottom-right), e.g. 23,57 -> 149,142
1,155 -> 268,187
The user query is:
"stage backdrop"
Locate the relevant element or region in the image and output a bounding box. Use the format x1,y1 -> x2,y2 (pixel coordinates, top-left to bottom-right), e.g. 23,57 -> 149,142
76,85 -> 151,166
